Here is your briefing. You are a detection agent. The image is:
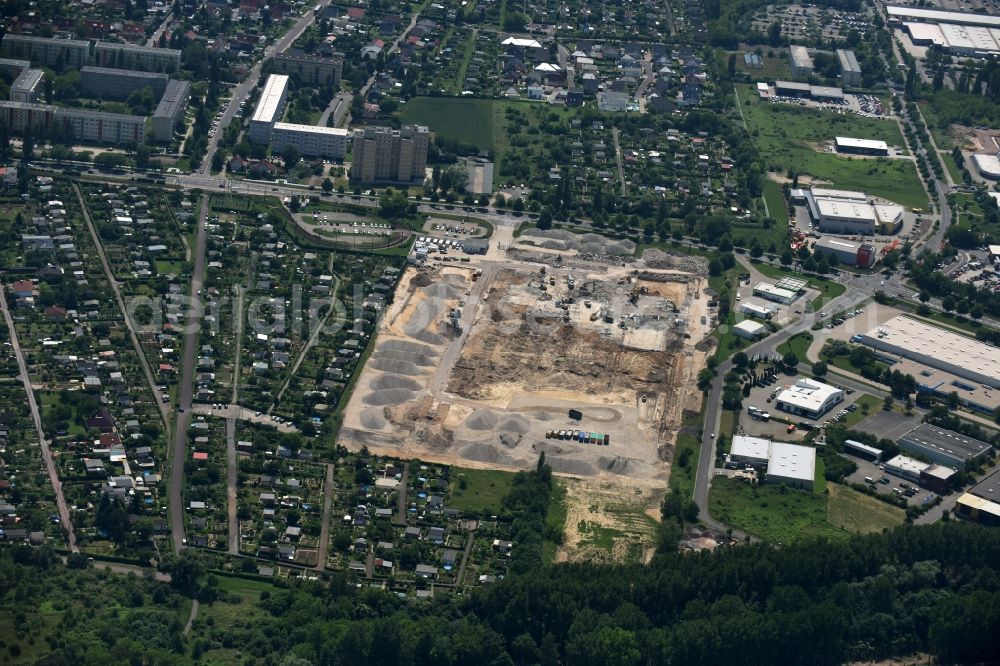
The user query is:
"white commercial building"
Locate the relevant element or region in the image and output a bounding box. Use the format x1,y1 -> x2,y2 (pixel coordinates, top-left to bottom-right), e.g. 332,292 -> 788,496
775,378 -> 845,419
270,122 -> 349,159
728,436 -> 816,490
887,4 -> 1000,28
884,454 -> 929,483
249,74 -> 290,144
836,49 -> 862,86
789,45 -> 814,80
973,153 -> 1000,180
738,300 -> 775,320
733,319 -> 767,340
835,136 -> 889,156
729,435 -> 771,466
753,282 -> 797,304
767,441 -> 816,490
858,315 -> 1000,389
799,187 -> 904,235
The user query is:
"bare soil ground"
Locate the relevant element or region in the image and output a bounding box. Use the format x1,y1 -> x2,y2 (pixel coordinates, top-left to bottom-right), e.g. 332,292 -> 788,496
339,243 -> 709,508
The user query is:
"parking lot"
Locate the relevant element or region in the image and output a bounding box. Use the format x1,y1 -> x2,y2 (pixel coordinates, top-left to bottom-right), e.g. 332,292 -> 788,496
738,374 -> 866,441
843,453 -> 941,508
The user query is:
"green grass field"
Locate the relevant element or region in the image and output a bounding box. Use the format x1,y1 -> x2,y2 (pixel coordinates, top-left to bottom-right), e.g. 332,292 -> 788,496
826,483 -> 904,534
542,480 -> 568,564
762,179 -> 789,224
400,97 -> 499,150
709,477 -> 849,543
447,467 -> 516,514
751,261 -> 846,306
740,86 -> 928,209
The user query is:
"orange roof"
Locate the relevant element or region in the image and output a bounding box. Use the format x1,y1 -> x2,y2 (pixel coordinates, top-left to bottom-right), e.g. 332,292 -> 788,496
193,452 -> 209,461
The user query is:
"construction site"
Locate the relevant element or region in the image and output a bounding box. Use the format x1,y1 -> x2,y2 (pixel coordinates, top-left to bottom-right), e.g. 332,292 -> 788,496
338,242 -> 713,490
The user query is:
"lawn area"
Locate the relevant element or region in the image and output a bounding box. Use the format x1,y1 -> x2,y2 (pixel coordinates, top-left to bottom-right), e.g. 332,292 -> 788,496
447,467 -> 516,514
777,331 -> 813,361
740,86 -> 928,209
943,151 -> 963,184
734,50 -> 791,80
814,456 -> 827,494
400,97 -> 499,151
762,179 -> 789,224
213,575 -> 278,602
826,483 -> 905,534
840,393 -> 882,429
542,480 -> 568,565
668,409 -> 704,497
709,477 -> 849,543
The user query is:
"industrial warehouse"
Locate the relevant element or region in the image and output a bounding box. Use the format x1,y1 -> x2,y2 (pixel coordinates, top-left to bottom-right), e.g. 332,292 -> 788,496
897,424 -> 992,471
835,136 -> 890,156
728,435 -> 817,491
957,470 -> 1000,525
813,237 -> 878,268
792,187 -> 905,235
774,378 -> 845,419
972,152 -> 1000,180
858,315 -> 1000,390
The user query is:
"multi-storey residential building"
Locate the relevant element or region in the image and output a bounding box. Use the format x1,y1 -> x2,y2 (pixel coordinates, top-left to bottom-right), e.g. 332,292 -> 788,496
93,42 -> 181,73
1,34 -> 90,69
0,101 -> 145,145
80,67 -> 169,100
152,80 -> 191,142
350,125 -> 430,184
270,122 -> 349,159
11,68 -> 44,103
249,74 -> 290,144
270,52 -> 344,86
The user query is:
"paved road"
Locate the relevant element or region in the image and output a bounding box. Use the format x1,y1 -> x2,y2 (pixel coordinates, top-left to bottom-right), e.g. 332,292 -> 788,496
184,599 -> 200,635
200,2 -> 333,175
169,196 -> 210,553
611,127 -> 626,194
0,284 -> 77,552
693,270 -> 872,530
315,463 -> 335,570
73,183 -> 171,430
454,527 -> 476,586
318,92 -> 353,128
146,10 -> 174,47
226,418 -> 239,555
89,559 -> 171,582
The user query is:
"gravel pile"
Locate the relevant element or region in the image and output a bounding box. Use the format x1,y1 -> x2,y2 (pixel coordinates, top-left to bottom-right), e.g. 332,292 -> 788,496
359,408 -> 387,429
459,442 -> 517,466
363,388 -> 417,406
465,409 -> 499,431
522,229 -> 635,256
370,358 -> 421,375
371,375 -> 422,391
497,415 -> 530,435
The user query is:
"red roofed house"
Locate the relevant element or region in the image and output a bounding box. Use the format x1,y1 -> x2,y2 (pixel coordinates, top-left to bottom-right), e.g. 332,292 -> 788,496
11,281 -> 35,298
100,433 -> 122,447
44,306 -> 67,320
347,7 -> 365,19
193,452 -> 209,461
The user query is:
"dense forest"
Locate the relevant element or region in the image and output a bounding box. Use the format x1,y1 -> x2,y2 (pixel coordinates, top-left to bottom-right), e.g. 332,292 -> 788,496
5,517 -> 1000,664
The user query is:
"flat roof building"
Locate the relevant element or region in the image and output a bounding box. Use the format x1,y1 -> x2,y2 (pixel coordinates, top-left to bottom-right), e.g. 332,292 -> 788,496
738,300 -> 775,320
973,153 -> 1000,180
753,282 -> 798,304
80,66 -> 168,100
955,492 -> 1000,526
0,101 -> 144,145
969,468 -> 1000,502
270,122 -> 349,159
775,378 -> 845,419
152,79 -> 191,142
843,439 -> 883,462
898,423 -> 992,470
730,435 -> 771,466
767,441 -> 816,490
884,454 -> 929,483
11,68 -> 44,103
93,42 -> 181,73
249,74 -> 290,144
887,4 -> 1000,28
0,58 -> 29,77
733,319 -> 768,340
836,49 -> 862,86
858,315 -> 1000,389
835,136 -> 889,156
271,51 -> 343,86
801,187 -> 904,235
2,34 -> 90,69
814,237 -> 878,269
462,157 -> 494,195
789,45 -> 814,80
350,124 -> 430,184
775,80 -> 812,97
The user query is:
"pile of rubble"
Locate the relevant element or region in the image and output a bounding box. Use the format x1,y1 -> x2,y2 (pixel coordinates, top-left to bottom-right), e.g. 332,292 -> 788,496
640,249 -> 709,275
520,228 -> 636,256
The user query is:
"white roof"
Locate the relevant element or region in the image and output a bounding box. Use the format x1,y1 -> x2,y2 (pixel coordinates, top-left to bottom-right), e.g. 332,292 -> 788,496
836,136 -> 888,151
753,282 -> 796,299
885,454 -> 930,476
734,320 -> 766,335
905,22 -> 948,46
502,36 -> 542,48
534,62 -> 560,72
816,198 -> 877,221
888,4 -> 1000,28
731,435 -> 770,461
973,153 -> 1000,177
815,237 -> 862,253
767,441 -> 816,483
957,492 -> 1000,518
810,187 -> 867,200
251,74 -> 289,124
989,244 -> 1000,256
863,315 -> 1000,385
272,122 -> 349,136
776,378 -> 844,412
739,301 -> 774,315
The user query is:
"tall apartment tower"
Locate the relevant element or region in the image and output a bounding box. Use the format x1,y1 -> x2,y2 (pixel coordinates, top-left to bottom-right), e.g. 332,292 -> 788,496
350,125 -> 430,184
